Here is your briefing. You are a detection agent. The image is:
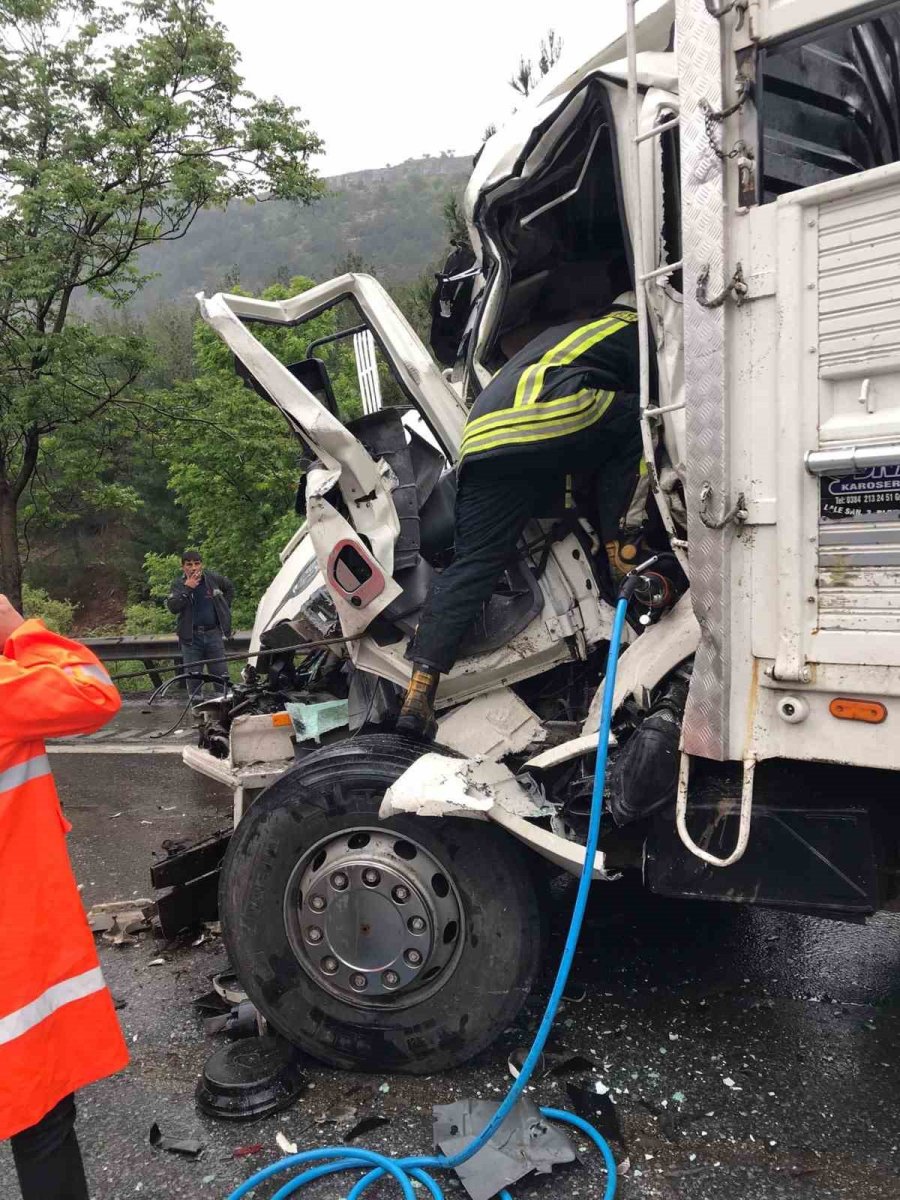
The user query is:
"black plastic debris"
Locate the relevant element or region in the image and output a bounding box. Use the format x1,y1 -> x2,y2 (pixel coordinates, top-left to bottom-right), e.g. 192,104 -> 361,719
196,1036 -> 307,1122
434,1098 -> 575,1200
565,1078 -> 626,1149
203,1000 -> 259,1040
212,969 -> 248,1007
507,1039 -> 595,1080
149,1122 -> 204,1158
193,990 -> 230,1017
344,1115 -> 390,1143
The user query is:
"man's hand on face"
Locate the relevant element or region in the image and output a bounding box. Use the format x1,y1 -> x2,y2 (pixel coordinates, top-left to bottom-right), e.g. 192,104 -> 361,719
183,563 -> 203,589
0,594 -> 25,645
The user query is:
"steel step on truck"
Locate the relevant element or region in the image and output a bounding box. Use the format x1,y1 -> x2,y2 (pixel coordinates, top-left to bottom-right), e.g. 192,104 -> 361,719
181,0 -> 900,1073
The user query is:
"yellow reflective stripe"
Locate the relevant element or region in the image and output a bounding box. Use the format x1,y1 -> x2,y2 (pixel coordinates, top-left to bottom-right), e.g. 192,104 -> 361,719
511,311 -> 636,409
513,316 -> 621,408
460,403 -> 614,458
512,321 -> 612,408
461,390 -> 617,457
462,388 -> 598,442
461,388 -> 615,449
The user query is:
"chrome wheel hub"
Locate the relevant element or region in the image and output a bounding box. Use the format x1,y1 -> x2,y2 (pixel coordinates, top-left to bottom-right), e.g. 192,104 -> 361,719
285,828 -> 463,1007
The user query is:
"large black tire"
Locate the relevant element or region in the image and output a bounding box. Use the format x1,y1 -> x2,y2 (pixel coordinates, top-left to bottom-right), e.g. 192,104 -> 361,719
219,733 -> 542,1073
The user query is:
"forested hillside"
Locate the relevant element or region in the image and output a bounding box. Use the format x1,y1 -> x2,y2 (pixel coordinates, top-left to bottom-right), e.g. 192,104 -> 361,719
128,154 -> 472,312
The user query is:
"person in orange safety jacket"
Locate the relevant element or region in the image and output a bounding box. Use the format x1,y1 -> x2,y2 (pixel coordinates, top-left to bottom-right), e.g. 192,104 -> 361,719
0,593 -> 128,1200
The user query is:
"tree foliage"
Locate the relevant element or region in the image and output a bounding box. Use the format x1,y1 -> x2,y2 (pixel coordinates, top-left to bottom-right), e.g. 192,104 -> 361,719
21,582 -> 75,632
509,29 -> 564,98
0,0 -> 322,607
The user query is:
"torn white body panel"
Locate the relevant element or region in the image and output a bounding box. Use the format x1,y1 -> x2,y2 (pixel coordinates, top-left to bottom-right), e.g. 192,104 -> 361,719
382,753 -> 617,881
436,689 -> 547,759
581,593 -> 700,737
351,612 -> 575,706
229,714 -> 295,768
524,598 -> 699,773
381,754 -> 550,822
306,494 -> 402,638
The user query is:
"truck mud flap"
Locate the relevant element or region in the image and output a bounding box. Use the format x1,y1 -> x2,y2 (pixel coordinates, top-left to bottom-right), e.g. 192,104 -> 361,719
647,800 -> 878,917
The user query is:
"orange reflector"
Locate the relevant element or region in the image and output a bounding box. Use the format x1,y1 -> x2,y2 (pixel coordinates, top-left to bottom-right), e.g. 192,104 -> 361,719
271,712 -> 293,728
829,698 -> 886,725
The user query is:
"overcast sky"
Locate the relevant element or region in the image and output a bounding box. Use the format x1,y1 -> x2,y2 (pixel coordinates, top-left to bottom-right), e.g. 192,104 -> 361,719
211,0 -> 652,176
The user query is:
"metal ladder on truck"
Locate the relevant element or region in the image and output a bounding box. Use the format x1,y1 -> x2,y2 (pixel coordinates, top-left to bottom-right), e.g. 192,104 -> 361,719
623,0 -> 754,868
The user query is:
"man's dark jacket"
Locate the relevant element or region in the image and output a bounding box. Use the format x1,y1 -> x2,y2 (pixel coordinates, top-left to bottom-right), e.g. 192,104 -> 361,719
166,570 -> 235,644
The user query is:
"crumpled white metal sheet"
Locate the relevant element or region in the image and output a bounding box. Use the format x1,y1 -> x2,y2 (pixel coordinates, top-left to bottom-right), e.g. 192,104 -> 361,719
380,754 -> 551,822
435,688 -> 547,760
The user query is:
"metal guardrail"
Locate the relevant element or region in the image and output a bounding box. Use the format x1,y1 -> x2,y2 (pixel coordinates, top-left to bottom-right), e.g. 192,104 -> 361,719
82,632 -> 251,687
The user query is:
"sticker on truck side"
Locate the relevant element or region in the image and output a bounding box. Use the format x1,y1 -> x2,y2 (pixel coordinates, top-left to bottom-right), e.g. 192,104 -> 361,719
820,465 -> 900,520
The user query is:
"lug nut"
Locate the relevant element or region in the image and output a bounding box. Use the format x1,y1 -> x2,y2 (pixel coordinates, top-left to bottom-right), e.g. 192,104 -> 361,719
408,916 -> 427,934
308,895 -> 326,912
350,973 -> 368,990
382,970 -> 401,988
331,872 -> 349,891
404,948 -> 423,967
392,885 -> 410,903
362,868 -> 381,886
321,956 -> 339,974
307,926 -> 323,944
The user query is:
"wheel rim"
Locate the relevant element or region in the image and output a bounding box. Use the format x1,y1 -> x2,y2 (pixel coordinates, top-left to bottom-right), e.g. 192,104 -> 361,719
284,827 -> 465,1009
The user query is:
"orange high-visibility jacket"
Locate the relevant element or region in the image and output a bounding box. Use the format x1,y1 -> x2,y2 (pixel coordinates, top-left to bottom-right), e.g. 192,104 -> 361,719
0,620 -> 128,1140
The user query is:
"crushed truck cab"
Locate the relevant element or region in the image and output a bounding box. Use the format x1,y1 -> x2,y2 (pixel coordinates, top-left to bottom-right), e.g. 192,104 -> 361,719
184,0 -> 900,1074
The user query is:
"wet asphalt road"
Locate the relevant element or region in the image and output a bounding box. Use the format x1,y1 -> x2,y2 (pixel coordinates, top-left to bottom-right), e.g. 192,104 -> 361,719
1,708 -> 899,1199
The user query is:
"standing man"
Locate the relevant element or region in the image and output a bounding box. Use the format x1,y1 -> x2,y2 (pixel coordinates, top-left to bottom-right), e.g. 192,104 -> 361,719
0,593 -> 127,1199
167,550 -> 235,699
397,271 -> 680,740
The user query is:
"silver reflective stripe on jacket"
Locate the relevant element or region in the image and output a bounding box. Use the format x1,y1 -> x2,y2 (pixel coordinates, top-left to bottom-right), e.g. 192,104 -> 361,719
0,754 -> 51,796
0,967 -> 106,1046
63,663 -> 113,686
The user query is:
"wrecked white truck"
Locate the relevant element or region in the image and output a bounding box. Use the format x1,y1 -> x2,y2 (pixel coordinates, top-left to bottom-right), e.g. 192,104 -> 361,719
180,0 -> 900,1073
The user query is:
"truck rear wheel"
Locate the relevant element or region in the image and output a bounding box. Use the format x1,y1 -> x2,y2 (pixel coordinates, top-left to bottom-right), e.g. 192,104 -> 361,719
219,734 -> 542,1073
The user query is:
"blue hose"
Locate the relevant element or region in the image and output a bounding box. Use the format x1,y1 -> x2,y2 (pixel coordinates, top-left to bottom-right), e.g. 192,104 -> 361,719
227,595 -> 631,1200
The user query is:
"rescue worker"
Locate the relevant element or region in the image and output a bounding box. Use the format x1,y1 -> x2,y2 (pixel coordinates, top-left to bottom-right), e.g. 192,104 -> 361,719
0,593 -> 127,1199
398,264 -> 664,739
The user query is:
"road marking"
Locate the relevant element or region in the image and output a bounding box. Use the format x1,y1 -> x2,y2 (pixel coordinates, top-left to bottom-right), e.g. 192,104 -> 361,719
48,744 -> 185,756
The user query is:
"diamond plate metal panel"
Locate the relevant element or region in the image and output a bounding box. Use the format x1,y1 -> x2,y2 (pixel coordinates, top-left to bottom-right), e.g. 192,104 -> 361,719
676,0 -> 730,760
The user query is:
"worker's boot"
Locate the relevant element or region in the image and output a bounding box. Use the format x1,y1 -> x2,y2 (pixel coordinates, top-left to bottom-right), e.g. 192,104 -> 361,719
607,669 -> 690,826
396,665 -> 440,741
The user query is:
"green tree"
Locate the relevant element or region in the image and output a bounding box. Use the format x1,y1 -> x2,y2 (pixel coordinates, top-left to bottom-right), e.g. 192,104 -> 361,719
509,29 -> 564,98
442,195 -> 469,247
0,0 -> 323,609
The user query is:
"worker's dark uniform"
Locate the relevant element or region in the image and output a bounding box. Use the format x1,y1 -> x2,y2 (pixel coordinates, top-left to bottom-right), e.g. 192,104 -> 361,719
408,302 -> 647,674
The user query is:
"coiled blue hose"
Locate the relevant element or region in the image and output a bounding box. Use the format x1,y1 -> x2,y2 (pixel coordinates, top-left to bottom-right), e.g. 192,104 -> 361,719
227,595 -> 631,1200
